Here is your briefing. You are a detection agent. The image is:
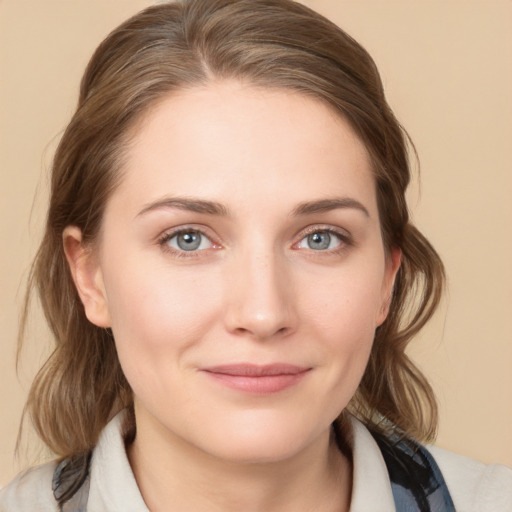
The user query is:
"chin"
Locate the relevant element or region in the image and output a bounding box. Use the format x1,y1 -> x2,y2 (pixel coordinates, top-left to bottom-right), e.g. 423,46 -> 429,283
193,413 -> 327,465
206,435 -> 309,465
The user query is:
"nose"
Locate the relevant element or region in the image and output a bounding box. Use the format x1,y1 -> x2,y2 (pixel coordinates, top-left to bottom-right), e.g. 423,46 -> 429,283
223,249 -> 298,340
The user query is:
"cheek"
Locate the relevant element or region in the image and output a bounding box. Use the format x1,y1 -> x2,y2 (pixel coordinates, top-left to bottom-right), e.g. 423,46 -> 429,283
291,276 -> 380,427
298,259 -> 386,394
101,256 -> 222,375
302,264 -> 385,344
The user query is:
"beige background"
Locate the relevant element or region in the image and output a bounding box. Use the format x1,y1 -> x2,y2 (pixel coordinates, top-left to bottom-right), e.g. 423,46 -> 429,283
1,0 -> 511,486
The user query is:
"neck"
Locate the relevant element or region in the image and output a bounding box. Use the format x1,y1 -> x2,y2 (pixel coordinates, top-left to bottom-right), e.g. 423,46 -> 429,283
127,411 -> 352,512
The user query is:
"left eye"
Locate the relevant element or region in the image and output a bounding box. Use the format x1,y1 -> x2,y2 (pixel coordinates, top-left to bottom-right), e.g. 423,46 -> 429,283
297,230 -> 343,251
165,230 -> 213,252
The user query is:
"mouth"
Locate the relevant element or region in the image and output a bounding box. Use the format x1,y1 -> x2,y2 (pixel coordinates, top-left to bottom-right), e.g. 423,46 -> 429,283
200,364 -> 311,394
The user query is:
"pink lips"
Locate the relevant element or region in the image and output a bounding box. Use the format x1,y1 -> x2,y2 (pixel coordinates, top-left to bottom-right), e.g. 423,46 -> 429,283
201,364 -> 310,394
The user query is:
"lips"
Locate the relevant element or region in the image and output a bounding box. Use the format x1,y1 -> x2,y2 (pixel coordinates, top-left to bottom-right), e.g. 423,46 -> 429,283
200,364 -> 310,394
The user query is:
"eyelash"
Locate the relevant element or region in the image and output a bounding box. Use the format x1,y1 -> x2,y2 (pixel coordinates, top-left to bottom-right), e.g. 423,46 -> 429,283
295,226 -> 352,254
157,225 -> 352,258
157,227 -> 217,259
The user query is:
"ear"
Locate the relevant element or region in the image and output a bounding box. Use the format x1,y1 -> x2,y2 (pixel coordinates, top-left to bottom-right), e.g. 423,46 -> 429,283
63,226 -> 111,328
376,247 -> 401,327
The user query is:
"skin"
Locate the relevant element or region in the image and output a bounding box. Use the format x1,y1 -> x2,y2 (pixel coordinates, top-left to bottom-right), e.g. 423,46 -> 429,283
64,80 -> 400,512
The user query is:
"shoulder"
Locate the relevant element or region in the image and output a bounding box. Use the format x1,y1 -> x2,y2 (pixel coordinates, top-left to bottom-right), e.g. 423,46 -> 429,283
427,445 -> 512,512
0,461 -> 59,512
348,415 -> 512,512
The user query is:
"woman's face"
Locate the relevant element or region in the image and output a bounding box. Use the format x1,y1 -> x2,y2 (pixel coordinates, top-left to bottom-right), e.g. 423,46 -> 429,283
71,81 -> 399,463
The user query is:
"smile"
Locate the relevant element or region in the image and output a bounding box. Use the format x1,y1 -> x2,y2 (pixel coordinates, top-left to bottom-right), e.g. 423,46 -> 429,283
200,364 -> 311,394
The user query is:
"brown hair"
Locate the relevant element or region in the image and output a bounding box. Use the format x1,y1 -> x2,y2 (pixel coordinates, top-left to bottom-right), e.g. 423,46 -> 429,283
21,0 -> 444,458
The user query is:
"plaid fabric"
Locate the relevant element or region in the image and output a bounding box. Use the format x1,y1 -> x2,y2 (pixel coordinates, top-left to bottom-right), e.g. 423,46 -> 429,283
373,432 -> 456,511
52,454 -> 90,512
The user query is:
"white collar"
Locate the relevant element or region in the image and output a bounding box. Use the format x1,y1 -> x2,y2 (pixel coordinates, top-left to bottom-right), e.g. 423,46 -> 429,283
349,417 -> 395,511
88,412 -> 148,511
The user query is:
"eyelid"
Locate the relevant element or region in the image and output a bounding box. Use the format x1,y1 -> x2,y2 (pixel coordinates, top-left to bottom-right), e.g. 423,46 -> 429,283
157,225 -> 221,257
295,224 -> 351,240
292,225 -> 353,252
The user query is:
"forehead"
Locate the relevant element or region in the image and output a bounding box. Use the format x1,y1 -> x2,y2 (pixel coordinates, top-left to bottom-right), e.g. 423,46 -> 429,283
113,81 -> 377,216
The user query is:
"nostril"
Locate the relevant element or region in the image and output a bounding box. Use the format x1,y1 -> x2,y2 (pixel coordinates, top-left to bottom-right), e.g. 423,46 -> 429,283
231,324 -> 291,340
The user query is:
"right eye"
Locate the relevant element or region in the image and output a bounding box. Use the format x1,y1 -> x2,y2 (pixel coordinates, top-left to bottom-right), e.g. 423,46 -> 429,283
161,229 -> 214,252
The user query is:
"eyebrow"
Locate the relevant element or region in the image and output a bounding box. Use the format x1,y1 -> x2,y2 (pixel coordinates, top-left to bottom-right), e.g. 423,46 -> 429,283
137,197 -> 230,218
291,198 -> 370,217
136,196 -> 369,218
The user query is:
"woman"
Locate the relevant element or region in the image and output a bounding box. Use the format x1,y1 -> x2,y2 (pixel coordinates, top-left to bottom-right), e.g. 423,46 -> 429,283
1,0 -> 511,510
